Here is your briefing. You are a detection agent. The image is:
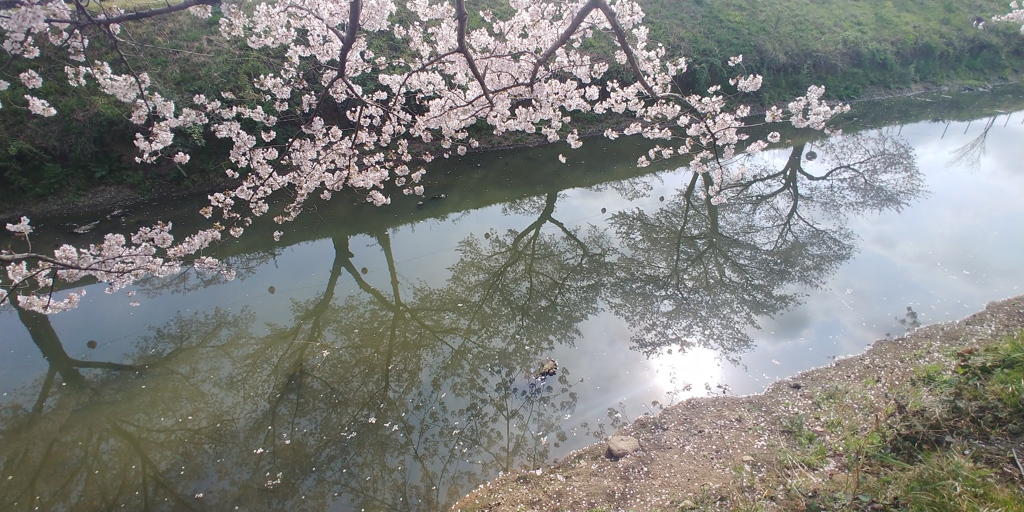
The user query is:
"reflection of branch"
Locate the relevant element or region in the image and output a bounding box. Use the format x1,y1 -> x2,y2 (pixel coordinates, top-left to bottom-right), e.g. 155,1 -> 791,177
334,235 -> 468,355
15,304 -> 145,397
467,192 -> 592,329
143,318 -> 226,373
729,142 -> 805,204
260,240 -> 347,392
948,116 -> 997,170
371,229 -> 406,394
374,229 -> 403,302
670,172 -> 700,290
110,423 -> 197,511
337,237 -> 397,310
605,132 -> 923,358
6,439 -> 59,506
31,367 -> 59,415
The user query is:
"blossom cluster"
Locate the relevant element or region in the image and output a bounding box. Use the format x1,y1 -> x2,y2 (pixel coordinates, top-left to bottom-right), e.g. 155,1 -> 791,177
993,1 -> 1024,34
3,219 -> 232,313
0,0 -> 854,313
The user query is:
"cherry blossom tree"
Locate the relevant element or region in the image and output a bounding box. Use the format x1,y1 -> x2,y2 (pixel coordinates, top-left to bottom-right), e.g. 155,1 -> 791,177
1,0 -> 852,313
994,1 -> 1024,32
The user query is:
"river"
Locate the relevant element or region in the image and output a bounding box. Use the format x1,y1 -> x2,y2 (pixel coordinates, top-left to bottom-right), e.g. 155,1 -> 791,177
1,85 -> 1023,511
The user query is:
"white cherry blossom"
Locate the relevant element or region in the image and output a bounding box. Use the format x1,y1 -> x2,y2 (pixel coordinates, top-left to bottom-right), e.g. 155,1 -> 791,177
0,0 -> 856,313
18,70 -> 43,89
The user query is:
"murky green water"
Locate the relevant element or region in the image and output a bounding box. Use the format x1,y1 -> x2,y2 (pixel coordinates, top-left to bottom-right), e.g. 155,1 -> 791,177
2,87 -> 1024,511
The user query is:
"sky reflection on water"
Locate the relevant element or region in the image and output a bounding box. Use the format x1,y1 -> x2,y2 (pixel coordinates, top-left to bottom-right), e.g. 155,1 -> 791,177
1,91 -> 1023,511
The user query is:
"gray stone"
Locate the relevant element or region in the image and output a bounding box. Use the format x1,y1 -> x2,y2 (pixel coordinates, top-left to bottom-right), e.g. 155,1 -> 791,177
679,499 -> 698,510
606,435 -> 641,459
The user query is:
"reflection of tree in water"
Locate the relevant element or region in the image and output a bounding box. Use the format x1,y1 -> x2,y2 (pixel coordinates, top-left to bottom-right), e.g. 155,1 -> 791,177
895,306 -> 921,331
0,198 -> 604,510
606,130 -> 923,359
437,191 -> 612,458
133,244 -> 285,298
584,175 -> 656,202
10,304 -> 144,407
451,192 -> 611,350
0,131 -> 923,510
0,306 -> 253,511
947,115 -> 997,170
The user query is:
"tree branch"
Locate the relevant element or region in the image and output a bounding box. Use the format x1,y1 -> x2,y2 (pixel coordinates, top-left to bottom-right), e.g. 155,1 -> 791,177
45,0 -> 221,27
315,0 -> 366,111
454,0 -> 493,105
336,0 -> 362,77
529,0 -> 600,87
594,0 -> 658,98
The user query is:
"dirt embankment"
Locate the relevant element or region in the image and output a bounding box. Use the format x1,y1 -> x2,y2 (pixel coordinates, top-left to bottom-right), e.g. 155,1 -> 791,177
453,295 -> 1024,512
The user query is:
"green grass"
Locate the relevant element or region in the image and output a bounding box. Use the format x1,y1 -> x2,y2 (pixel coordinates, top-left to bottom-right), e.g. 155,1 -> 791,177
888,448 -> 1023,511
761,331 -> 1024,511
646,0 -> 1024,98
0,6 -> 277,203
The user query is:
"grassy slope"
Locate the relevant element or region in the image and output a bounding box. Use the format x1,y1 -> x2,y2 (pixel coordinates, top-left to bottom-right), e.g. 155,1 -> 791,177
744,330 -> 1024,512
641,0 -> 1024,102
1,0 -> 1023,204
0,13 -> 246,200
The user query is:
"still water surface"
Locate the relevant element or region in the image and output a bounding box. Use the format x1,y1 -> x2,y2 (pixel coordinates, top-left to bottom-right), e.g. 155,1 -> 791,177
2,88 -> 1023,510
